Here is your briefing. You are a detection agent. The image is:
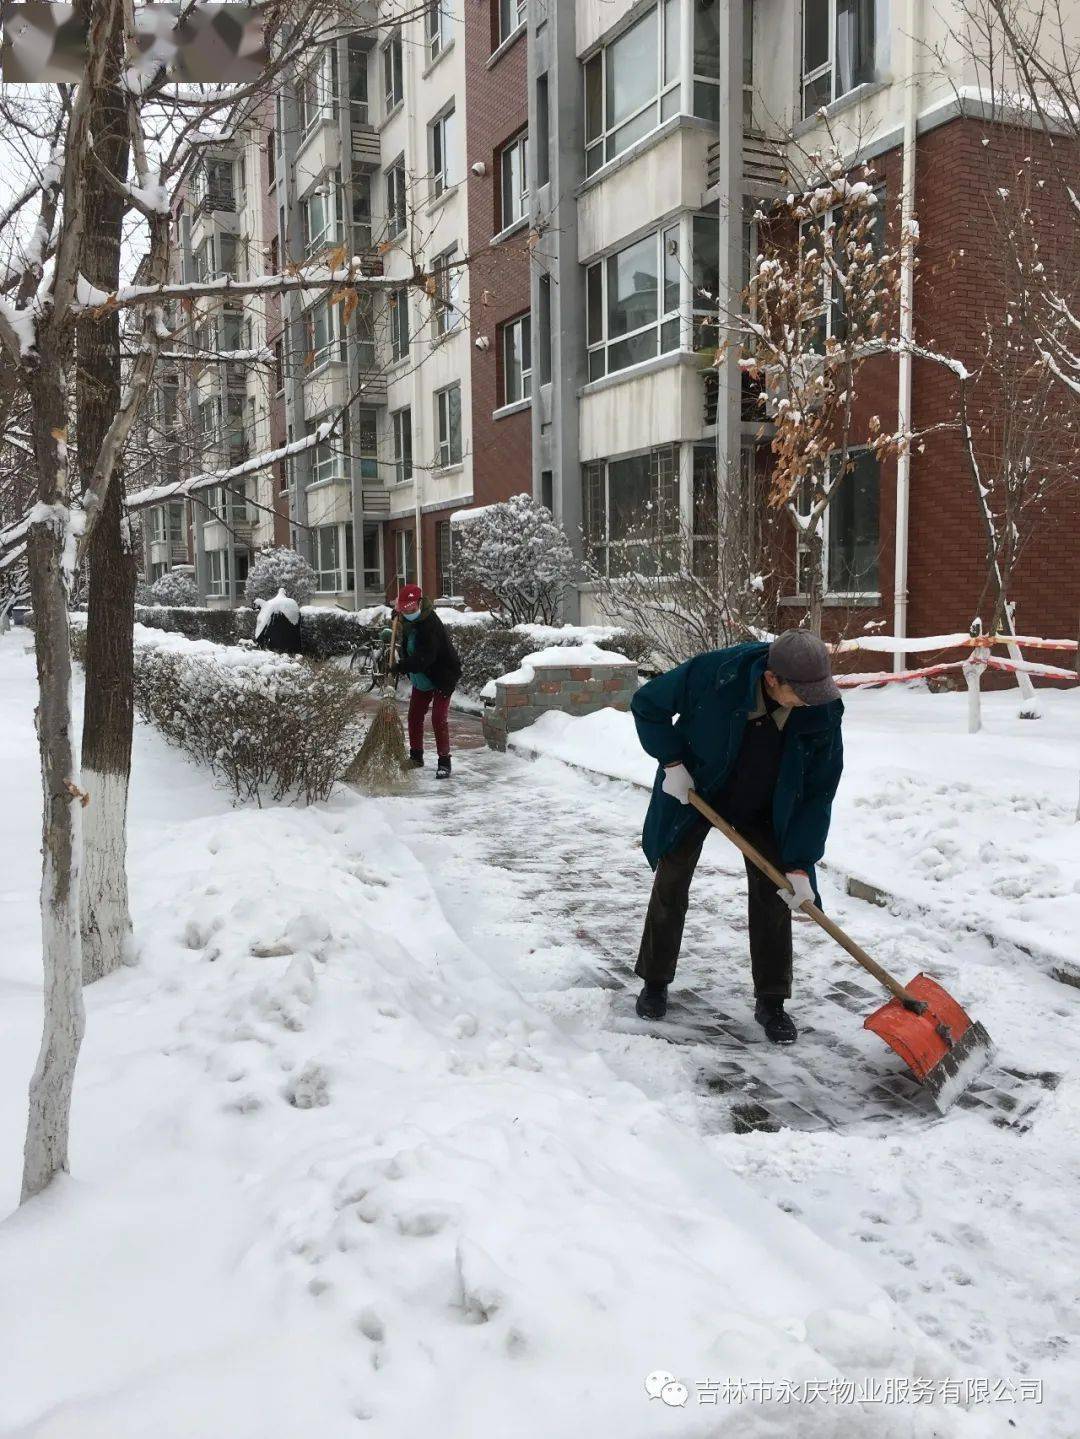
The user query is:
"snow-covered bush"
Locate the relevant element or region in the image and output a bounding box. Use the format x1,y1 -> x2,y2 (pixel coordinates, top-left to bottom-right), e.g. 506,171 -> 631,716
134,579 -> 154,607
245,547 -> 316,608
149,571 -> 200,607
452,496 -> 575,626
134,603 -> 253,645
132,631 -> 361,803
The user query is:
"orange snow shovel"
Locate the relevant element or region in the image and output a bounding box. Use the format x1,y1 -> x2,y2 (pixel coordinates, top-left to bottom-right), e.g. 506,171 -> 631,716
688,791 -> 993,1111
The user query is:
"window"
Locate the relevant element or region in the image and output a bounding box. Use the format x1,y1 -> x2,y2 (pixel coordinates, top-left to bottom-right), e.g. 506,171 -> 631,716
389,286 -> 410,361
151,502 -> 186,548
582,446 -> 680,576
434,384 -> 462,468
586,225 -> 680,380
431,107 -> 457,199
305,296 -> 345,368
435,520 -> 456,597
267,130 -> 276,186
206,548 -> 231,597
803,0 -> 875,117
693,0 -> 720,121
498,130 -> 528,230
273,337 -> 284,390
299,47 -> 336,135
236,152 -> 247,210
500,313 -> 532,405
385,158 -> 406,239
302,176 -> 341,257
796,451 -> 881,595
541,470 -> 553,512
426,2 -> 446,60
799,191 -> 884,349
356,408 -> 379,480
362,523 -> 383,590
383,30 -> 403,111
193,157 -> 235,211
498,0 -> 526,45
536,74 -> 550,187
393,407 -> 413,483
194,232 -> 236,281
269,235 -> 279,273
355,290 -> 376,369
348,36 -> 369,125
538,273 -> 552,384
352,168 -> 372,253
584,3 -> 679,176
743,0 -> 755,127
432,249 -> 461,337
309,422 -> 344,487
313,524 -> 341,592
395,529 -> 417,587
692,212 -> 720,350
828,450 -> 880,593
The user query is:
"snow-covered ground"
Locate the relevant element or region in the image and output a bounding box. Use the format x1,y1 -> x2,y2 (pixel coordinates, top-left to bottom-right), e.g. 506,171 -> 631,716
509,681 -> 1080,967
1,631 -> 1078,1437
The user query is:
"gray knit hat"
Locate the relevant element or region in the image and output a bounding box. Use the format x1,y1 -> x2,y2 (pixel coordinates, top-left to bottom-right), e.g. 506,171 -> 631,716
767,629 -> 841,706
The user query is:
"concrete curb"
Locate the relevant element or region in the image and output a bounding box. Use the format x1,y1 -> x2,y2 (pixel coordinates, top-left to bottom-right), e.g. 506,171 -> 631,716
505,733 -> 1079,992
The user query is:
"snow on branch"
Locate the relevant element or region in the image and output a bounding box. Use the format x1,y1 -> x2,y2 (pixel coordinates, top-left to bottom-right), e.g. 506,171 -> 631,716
73,265 -> 402,315
124,422 -> 335,512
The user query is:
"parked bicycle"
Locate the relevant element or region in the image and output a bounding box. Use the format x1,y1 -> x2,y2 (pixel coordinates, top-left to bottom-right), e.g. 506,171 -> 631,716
350,626 -> 401,693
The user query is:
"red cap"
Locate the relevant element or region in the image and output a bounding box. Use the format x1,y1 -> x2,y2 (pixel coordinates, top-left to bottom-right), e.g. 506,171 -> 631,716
396,584 -> 422,612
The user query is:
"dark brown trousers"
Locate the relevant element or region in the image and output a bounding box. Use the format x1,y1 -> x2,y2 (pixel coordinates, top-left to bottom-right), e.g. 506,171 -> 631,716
635,814 -> 793,998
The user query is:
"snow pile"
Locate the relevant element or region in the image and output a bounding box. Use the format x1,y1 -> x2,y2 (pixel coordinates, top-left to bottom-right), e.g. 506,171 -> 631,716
0,635 -> 965,1436
484,643 -> 633,699
513,620 -> 628,644
254,588 -> 300,640
432,606 -> 494,627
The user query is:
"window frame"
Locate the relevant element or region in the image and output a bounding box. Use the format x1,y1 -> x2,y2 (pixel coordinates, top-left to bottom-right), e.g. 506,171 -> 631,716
383,30 -> 404,113
430,106 -> 457,200
802,0 -> 876,119
392,406 -> 413,483
499,312 -> 532,406
395,528 -> 417,587
385,158 -> 407,240
795,448 -> 882,597
305,294 -> 346,370
301,174 -> 342,258
313,523 -> 343,593
435,518 -> 457,599
434,383 -> 462,469
389,285 -> 410,362
498,0 -> 527,47
497,129 -> 529,231
425,1 -> 446,61
432,248 -> 462,338
583,3 -> 680,177
582,444 -> 681,577
585,224 -> 682,381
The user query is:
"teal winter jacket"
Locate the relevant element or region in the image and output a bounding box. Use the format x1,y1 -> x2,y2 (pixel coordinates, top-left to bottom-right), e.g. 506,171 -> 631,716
631,642 -> 844,899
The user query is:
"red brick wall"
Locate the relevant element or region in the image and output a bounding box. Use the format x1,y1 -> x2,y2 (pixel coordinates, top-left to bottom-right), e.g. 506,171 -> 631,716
762,117 -> 1080,674
385,505 -> 458,600
464,6 -> 533,508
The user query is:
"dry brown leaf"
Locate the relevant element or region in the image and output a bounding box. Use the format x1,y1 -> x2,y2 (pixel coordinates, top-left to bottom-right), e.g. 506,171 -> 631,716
64,779 -> 90,807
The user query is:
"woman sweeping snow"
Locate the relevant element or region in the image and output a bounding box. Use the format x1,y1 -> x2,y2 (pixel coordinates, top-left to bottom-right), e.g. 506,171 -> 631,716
391,584 -> 462,779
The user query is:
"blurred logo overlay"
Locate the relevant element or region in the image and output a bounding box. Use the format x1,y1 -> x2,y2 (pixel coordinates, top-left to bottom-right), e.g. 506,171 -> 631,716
1,2 -> 267,83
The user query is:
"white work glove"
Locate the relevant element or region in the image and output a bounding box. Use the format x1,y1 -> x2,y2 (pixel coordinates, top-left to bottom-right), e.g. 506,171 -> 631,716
661,762 -> 694,805
779,871 -> 815,918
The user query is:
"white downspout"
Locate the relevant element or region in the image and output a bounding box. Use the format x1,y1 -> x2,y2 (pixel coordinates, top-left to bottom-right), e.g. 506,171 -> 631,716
894,0 -> 919,671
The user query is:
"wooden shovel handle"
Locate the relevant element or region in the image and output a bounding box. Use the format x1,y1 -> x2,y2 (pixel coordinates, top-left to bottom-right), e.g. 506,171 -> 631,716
687,790 -> 920,1007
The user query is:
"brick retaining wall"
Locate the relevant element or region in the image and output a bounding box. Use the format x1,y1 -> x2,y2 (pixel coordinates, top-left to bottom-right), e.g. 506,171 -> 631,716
482,661 -> 637,751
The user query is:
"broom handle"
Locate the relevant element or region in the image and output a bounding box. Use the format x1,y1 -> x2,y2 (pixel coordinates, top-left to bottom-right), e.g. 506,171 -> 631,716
387,614 -> 400,692
687,790 -> 921,1007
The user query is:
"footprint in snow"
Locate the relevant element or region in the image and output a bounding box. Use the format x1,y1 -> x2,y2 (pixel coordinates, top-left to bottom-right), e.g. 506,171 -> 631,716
284,1061 -> 332,1109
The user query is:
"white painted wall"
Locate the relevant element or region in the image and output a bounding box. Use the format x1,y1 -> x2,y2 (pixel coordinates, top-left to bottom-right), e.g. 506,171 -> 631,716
577,125 -> 713,262
579,360 -> 707,460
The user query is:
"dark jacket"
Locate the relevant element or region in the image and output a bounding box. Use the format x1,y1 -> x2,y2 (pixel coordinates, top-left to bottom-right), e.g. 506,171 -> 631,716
631,641 -> 844,898
394,599 -> 462,694
256,610 -> 302,655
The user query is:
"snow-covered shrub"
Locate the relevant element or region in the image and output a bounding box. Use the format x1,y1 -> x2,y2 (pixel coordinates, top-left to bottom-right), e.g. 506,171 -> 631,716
132,632 -> 361,803
134,579 -> 153,607
134,603 -> 254,645
149,571 -> 200,607
452,496 -> 575,626
245,547 -> 316,608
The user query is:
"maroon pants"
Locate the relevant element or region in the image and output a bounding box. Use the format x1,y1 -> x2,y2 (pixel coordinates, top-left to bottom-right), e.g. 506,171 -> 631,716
408,686 -> 451,757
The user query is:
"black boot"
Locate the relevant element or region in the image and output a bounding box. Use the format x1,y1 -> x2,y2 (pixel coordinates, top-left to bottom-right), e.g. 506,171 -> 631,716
409,750 -> 424,768
754,996 -> 797,1044
436,754 -> 452,780
636,980 -> 668,1020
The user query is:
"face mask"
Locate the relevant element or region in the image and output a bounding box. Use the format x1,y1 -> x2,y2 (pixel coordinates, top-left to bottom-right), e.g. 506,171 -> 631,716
403,608 -> 422,622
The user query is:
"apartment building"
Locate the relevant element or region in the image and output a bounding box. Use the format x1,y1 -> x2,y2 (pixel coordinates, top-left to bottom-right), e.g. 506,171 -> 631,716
140,0 -> 1079,645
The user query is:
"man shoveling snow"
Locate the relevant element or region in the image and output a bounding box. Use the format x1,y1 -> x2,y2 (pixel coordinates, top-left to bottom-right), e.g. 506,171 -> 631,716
631,630 -> 843,1043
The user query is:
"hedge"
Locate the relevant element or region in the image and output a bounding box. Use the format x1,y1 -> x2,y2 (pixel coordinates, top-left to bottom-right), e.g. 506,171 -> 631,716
126,605 -> 653,694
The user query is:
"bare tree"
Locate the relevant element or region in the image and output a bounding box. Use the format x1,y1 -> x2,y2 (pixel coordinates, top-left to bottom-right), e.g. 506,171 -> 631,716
738,148 -> 905,635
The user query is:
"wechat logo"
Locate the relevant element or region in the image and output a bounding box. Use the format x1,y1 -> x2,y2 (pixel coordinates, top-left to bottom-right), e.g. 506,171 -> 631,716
644,1371 -> 689,1407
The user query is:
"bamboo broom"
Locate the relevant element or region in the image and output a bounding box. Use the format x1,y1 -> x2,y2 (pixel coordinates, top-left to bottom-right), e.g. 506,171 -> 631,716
345,614 -> 411,791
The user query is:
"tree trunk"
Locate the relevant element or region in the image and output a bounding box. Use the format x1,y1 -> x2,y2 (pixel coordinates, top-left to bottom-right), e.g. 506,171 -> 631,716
78,76 -> 134,984
22,358 -> 86,1203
